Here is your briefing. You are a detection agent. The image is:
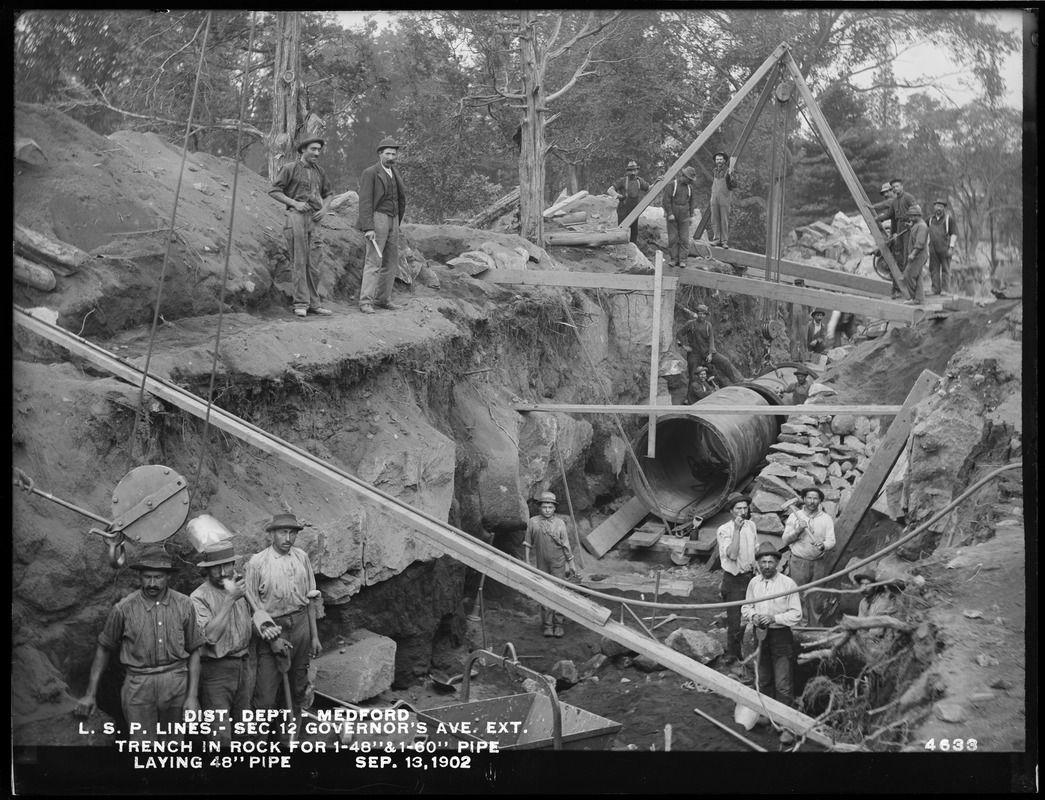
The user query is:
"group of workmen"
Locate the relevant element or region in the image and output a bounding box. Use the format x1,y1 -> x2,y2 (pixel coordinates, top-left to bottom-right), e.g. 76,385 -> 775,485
609,152 -> 736,264
871,178 -> 959,304
716,487 -> 836,745
75,514 -> 320,747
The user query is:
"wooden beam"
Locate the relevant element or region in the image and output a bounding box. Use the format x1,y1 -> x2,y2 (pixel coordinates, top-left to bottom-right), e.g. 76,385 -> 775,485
474,268 -> 679,293
648,252 -> 664,457
14,255 -> 57,291
782,51 -> 908,296
14,223 -> 88,276
543,190 -> 588,218
618,44 -> 788,231
516,402 -> 903,416
13,308 -> 612,628
684,247 -> 891,297
823,369 -> 940,572
544,229 -> 630,247
667,264 -> 923,324
580,574 -> 692,598
583,496 -> 648,558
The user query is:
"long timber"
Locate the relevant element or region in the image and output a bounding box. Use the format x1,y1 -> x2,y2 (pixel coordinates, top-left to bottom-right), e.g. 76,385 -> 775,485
516,403 -> 903,416
474,268 -> 679,292
15,306 -> 830,745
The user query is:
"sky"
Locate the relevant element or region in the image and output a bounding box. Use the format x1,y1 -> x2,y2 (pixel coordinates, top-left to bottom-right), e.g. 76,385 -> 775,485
334,9 -> 1027,110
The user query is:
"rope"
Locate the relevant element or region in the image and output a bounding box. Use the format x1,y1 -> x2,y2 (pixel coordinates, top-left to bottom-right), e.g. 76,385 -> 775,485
189,11 -> 257,506
128,12 -> 213,464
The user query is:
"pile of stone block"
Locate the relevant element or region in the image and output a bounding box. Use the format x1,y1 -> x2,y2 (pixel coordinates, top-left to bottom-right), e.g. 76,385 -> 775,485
748,412 -> 882,533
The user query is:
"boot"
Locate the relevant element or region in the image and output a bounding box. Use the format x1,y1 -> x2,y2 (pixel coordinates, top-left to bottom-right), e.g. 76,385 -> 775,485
543,625 -> 554,637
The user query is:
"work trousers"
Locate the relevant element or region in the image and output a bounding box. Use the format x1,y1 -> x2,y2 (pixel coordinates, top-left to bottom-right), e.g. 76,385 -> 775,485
710,197 -> 730,245
360,212 -> 400,307
904,254 -> 927,304
200,655 -> 252,745
284,210 -> 322,310
122,665 -> 188,742
617,200 -> 640,244
788,555 -> 822,626
755,627 -> 795,707
536,555 -> 566,629
721,571 -> 754,659
687,350 -> 740,389
928,247 -> 950,294
253,609 -> 310,720
666,214 -> 691,265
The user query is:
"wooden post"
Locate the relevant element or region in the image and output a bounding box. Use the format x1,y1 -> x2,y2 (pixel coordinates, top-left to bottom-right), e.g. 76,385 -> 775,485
14,224 -> 89,276
14,255 -> 57,291
618,44 -> 788,232
823,369 -> 940,573
544,229 -> 630,247
782,51 -> 908,296
648,251 -> 664,457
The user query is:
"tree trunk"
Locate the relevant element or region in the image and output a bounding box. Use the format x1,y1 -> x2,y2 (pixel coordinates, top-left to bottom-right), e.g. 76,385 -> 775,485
567,162 -> 580,194
518,11 -> 546,245
268,12 -> 303,180
14,224 -> 89,275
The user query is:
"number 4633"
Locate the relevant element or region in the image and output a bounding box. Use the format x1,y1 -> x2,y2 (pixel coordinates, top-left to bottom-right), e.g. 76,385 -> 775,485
925,738 -> 978,751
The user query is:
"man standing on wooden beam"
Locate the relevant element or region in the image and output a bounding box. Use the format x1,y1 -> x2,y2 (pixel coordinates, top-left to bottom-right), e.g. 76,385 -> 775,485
609,159 -> 650,244
676,304 -> 743,389
662,166 -> 699,267
875,178 -> 919,299
927,199 -> 959,296
902,205 -> 930,306
708,152 -> 736,248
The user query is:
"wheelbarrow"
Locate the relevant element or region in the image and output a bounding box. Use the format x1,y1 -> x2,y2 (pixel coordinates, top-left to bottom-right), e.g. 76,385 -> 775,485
416,643 -> 622,751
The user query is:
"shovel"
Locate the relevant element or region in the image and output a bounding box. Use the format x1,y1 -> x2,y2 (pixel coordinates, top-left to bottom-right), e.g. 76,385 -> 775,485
430,666 -> 480,693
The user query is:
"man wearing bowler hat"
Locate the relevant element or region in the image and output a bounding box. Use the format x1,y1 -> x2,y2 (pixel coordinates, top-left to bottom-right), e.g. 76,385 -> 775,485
927,199 -> 958,295
716,492 -> 758,664
782,486 -> 836,625
662,165 -> 699,267
191,541 -> 274,742
806,309 -> 827,356
524,492 -> 577,638
356,137 -> 408,314
902,204 -> 930,305
269,136 -> 335,318
75,545 -> 205,740
609,159 -> 651,244
708,151 -> 736,248
742,542 -> 801,745
247,514 -> 321,721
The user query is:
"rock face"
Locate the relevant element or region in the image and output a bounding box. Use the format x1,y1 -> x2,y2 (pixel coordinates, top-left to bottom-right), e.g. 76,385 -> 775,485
313,629 -> 397,703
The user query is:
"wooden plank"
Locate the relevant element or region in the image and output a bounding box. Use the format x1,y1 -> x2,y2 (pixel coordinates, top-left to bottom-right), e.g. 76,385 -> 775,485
544,229 -> 629,247
13,308 -> 612,628
783,52 -> 908,297
14,255 -> 57,291
543,189 -> 588,218
474,268 -> 679,292
516,402 -> 904,416
583,496 -> 648,558
627,527 -> 664,548
647,251 -> 664,457
14,223 -> 89,276
618,44 -> 788,231
824,369 -> 941,572
580,574 -> 691,597
667,264 -> 923,324
686,246 -> 891,298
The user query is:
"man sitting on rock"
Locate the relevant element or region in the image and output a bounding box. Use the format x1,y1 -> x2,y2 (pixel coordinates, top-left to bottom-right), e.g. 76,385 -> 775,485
716,492 -> 758,666
782,487 -> 835,625
523,491 -> 577,638
676,303 -> 743,389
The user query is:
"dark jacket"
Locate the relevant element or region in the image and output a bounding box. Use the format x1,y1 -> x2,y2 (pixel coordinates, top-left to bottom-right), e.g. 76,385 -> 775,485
356,163 -> 407,232
661,177 -> 699,219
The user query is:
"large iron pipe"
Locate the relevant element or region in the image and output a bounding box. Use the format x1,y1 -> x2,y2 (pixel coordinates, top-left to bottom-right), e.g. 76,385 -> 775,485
627,367 -> 807,522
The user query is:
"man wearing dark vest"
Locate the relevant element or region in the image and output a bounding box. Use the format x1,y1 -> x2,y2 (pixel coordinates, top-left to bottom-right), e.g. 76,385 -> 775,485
661,166 -> 699,267
357,137 -> 407,314
609,159 -> 650,244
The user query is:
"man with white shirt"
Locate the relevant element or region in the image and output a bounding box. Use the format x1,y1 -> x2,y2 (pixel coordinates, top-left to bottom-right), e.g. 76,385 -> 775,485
356,137 -> 407,314
742,541 -> 801,745
782,486 -> 835,625
716,492 -> 757,664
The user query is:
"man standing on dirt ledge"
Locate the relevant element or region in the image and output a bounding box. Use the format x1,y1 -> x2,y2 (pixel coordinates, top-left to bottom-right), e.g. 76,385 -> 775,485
609,159 -> 650,244
357,137 -> 407,314
716,492 -> 758,666
782,486 -> 835,625
74,545 -> 205,741
523,492 -> 577,638
268,137 -> 335,318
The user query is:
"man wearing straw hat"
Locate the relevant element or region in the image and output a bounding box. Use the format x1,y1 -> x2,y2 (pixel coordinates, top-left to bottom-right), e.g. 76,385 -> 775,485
247,513 -> 322,721
523,492 -> 577,638
782,486 -> 835,625
716,492 -> 758,664
191,541 -> 270,742
742,541 -> 801,745
75,545 -> 205,740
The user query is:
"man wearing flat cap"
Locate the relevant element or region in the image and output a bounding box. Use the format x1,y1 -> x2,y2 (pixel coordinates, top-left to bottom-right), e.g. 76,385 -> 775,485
742,542 -> 801,744
609,159 -> 651,244
927,199 -> 958,295
782,487 -> 835,625
716,492 -> 758,663
247,513 -> 321,721
661,165 -> 699,267
191,541 -> 272,743
269,137 -> 335,318
902,204 -> 930,305
75,545 -> 205,740
524,491 -> 577,638
356,137 -> 408,314
676,303 -> 743,391
708,151 -> 736,248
